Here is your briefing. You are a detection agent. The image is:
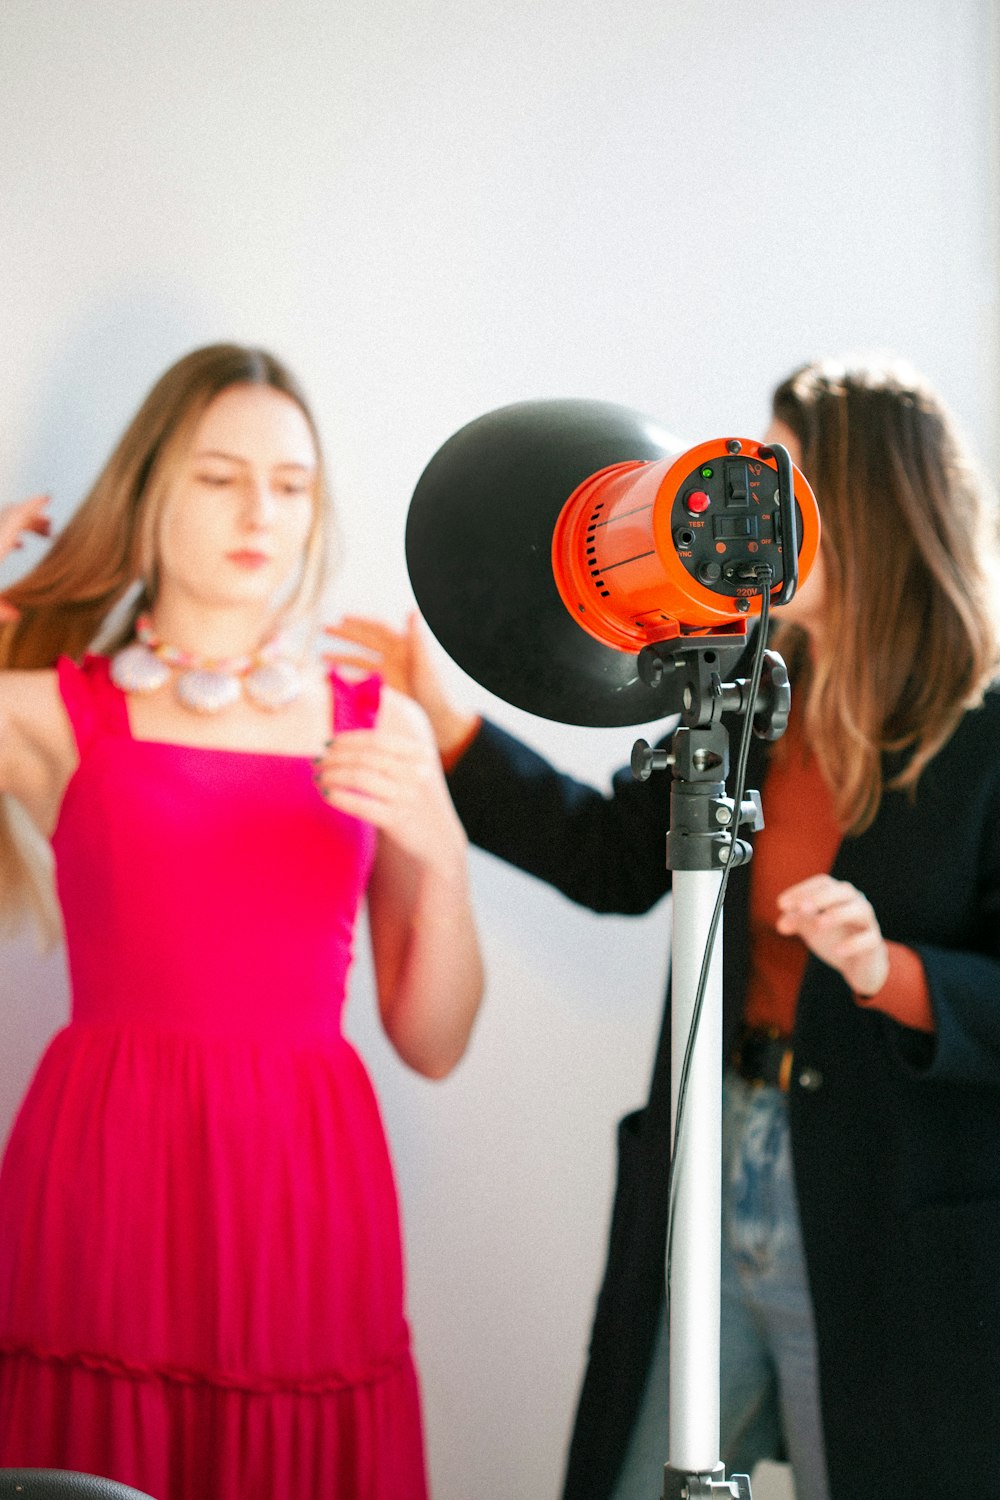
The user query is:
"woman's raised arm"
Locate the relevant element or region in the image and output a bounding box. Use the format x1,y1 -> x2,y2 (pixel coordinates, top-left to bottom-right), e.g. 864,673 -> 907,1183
0,496 -> 76,831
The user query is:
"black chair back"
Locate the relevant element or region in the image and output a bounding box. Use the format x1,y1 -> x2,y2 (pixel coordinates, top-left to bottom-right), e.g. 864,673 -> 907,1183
0,1472 -> 158,1499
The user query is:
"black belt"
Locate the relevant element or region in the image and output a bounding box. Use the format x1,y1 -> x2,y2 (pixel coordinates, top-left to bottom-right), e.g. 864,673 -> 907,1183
732,1027 -> 794,1092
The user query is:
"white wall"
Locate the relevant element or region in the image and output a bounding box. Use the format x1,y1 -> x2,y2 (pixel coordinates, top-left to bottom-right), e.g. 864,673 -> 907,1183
0,3 -> 996,1497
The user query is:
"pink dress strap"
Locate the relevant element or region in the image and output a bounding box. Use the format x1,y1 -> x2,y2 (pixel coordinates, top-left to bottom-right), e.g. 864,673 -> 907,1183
331,671 -> 382,734
55,655 -> 131,755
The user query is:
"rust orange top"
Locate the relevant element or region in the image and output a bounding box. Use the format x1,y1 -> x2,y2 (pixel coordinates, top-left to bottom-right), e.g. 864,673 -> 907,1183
440,715 -> 484,774
744,703 -> 933,1036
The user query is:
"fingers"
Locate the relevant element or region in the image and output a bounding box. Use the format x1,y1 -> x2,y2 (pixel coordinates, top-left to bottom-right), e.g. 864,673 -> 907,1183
834,929 -> 884,961
12,495 -> 51,532
321,728 -> 429,762
18,493 -> 50,513
324,616 -> 402,654
775,873 -> 841,910
775,887 -> 872,937
317,755 -> 432,806
324,617 -> 410,693
0,496 -> 51,620
312,729 -> 433,801
320,784 -> 397,829
777,875 -> 868,922
406,610 -> 431,653
0,494 -> 52,562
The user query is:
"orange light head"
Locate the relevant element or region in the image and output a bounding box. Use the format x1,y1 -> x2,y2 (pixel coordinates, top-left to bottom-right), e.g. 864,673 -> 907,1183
552,438 -> 820,651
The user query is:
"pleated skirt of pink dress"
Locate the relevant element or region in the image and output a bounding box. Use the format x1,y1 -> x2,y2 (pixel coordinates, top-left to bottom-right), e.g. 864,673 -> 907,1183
0,1024 -> 426,1500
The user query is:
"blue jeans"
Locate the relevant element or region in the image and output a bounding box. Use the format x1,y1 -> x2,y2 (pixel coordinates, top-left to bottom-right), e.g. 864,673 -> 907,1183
609,1073 -> 829,1500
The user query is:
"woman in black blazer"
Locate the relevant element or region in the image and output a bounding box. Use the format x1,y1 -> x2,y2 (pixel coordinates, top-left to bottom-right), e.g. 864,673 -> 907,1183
333,358 -> 1000,1500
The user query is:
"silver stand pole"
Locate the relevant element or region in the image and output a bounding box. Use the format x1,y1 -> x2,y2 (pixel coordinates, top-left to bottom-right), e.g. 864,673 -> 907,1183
669,867 -> 725,1475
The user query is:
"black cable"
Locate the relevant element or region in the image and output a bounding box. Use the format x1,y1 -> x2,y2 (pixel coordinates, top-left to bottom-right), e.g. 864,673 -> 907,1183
664,568 -> 773,1320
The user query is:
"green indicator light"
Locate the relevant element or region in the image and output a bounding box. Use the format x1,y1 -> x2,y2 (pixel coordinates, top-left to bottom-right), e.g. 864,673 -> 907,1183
701,466 -> 714,478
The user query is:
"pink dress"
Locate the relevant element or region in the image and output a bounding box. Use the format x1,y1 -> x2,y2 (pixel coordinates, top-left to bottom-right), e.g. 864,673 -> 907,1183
0,655 -> 428,1500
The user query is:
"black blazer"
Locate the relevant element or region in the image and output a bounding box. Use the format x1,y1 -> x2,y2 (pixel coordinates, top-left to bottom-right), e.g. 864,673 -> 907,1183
447,686 -> 1000,1500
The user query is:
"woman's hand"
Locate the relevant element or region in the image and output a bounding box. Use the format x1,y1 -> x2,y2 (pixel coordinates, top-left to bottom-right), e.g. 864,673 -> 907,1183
312,688 -> 467,874
316,687 -> 482,1080
324,612 -> 478,758
775,873 -> 890,997
0,495 -> 52,621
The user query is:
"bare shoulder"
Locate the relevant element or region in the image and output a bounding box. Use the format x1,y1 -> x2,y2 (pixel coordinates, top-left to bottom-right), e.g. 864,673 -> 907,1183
0,668 -> 66,739
375,683 -> 435,744
0,668 -> 76,799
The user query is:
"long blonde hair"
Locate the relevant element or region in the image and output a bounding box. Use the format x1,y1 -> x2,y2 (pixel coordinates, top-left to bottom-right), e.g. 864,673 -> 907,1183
771,356 -> 1000,833
0,343 -> 335,937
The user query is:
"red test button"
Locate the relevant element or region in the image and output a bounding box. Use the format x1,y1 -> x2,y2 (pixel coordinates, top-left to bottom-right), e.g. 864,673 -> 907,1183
686,490 -> 711,514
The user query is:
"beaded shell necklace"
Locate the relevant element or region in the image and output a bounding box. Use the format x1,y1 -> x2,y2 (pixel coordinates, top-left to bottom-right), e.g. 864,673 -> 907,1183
110,613 -> 305,714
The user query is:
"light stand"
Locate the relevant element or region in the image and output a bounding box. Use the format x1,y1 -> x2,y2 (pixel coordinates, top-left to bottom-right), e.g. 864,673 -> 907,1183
632,634 -> 790,1500
403,409 -> 813,1498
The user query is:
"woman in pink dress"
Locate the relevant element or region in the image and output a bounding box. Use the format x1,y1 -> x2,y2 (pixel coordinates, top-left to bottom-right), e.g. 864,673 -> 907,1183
0,344 -> 483,1500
